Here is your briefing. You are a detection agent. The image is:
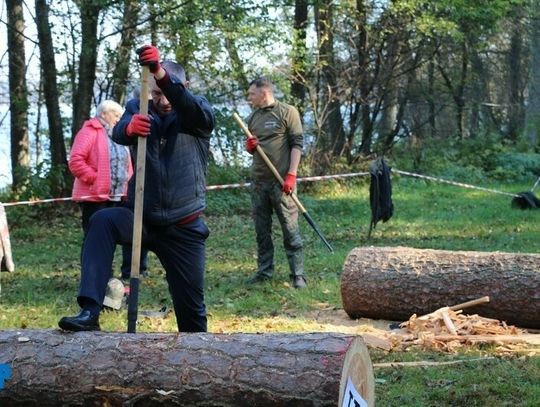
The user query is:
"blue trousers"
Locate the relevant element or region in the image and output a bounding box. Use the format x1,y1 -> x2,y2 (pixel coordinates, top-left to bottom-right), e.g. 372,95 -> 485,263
79,201 -> 148,277
79,207 -> 209,332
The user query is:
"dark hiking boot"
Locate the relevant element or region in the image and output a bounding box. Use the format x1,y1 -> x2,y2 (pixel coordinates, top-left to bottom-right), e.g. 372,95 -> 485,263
292,275 -> 307,289
246,273 -> 271,285
58,310 -> 100,332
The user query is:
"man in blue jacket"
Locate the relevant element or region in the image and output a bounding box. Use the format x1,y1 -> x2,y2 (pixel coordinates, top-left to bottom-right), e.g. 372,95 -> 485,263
59,45 -> 215,332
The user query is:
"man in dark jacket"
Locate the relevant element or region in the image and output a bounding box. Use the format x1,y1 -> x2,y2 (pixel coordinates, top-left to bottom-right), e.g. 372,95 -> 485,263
59,45 -> 215,333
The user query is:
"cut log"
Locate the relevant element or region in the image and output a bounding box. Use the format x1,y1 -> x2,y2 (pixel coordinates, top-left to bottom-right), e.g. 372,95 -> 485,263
341,246 -> 540,328
0,330 -> 374,407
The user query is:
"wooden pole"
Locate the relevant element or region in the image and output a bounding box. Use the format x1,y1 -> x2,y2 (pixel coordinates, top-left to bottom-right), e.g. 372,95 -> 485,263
127,66 -> 149,333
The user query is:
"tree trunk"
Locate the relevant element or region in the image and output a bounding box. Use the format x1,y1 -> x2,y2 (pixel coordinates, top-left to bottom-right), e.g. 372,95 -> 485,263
35,0 -> 69,194
315,0 -> 346,157
6,0 -> 30,191
356,0 -> 372,156
0,331 -> 374,407
223,33 -> 249,92
291,0 -> 308,114
111,0 -> 140,105
341,246 -> 540,329
71,1 -> 101,141
379,33 -> 401,151
525,0 -> 540,147
507,10 -> 525,141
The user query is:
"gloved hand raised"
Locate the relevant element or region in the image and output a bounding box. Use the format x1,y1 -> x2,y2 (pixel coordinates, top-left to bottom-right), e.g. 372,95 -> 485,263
245,136 -> 258,154
136,45 -> 161,74
282,172 -> 297,194
126,114 -> 151,137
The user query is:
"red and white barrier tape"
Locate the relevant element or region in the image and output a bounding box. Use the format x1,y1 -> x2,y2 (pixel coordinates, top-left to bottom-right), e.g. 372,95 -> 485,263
393,169 -> 520,198
0,169 -> 521,207
0,172 -> 370,207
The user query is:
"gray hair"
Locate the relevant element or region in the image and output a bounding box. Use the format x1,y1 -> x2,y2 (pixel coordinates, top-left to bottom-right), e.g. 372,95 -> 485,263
162,60 -> 188,84
96,100 -> 124,116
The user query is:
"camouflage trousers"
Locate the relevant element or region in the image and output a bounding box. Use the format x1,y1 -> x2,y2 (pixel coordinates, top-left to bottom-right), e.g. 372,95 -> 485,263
251,180 -> 304,278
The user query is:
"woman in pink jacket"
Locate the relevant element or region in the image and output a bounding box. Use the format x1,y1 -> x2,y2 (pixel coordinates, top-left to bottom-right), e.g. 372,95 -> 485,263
69,100 -> 133,234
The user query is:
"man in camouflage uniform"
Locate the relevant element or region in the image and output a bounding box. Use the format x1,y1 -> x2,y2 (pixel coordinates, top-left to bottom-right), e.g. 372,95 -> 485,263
244,76 -> 306,289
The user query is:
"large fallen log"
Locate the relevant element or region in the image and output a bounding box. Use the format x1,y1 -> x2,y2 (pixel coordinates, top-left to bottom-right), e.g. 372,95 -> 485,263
341,246 -> 540,328
0,330 -> 374,406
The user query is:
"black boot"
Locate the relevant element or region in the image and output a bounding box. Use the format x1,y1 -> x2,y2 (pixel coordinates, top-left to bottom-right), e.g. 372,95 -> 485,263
292,275 -> 307,289
58,310 -> 100,332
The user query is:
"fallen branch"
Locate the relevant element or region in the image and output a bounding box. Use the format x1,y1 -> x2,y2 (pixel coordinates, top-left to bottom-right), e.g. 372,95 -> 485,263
373,357 -> 496,368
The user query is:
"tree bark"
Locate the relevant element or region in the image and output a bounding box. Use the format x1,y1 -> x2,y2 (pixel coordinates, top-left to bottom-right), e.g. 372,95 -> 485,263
356,0 -> 373,156
0,331 -> 374,407
111,0 -> 140,105
35,0 -> 69,194
525,1 -> 540,147
341,246 -> 540,328
71,1 -> 101,141
315,0 -> 346,157
507,9 -> 525,141
291,0 -> 308,114
6,0 -> 30,191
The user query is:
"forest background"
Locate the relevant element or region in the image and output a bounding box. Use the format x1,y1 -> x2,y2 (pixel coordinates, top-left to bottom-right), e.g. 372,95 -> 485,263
1,0 -> 539,197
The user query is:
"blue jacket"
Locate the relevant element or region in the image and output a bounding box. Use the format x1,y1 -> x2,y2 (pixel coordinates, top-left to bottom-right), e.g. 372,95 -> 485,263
113,72 -> 215,225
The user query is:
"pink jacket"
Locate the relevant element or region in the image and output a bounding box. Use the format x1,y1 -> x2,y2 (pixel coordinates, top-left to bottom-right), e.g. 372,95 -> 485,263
69,117 -> 133,202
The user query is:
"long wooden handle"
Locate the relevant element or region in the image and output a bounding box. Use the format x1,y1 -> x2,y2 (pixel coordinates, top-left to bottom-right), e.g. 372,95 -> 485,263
233,112 -> 286,183
233,112 -> 333,253
234,113 -> 308,212
127,65 -> 150,333
449,296 -> 490,311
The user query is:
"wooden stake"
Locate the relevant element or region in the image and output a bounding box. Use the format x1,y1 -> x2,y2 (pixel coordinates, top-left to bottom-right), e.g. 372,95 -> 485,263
127,65 -> 149,334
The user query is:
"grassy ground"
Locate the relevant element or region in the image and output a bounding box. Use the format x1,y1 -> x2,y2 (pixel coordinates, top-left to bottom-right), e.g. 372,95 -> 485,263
1,176 -> 539,405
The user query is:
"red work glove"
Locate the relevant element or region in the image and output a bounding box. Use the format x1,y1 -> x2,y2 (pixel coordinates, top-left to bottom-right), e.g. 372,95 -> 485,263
136,45 -> 161,74
126,114 -> 151,137
245,137 -> 259,154
282,173 -> 297,194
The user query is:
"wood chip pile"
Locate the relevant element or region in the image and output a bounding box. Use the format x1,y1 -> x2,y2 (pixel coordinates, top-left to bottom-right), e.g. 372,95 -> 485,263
398,308 -> 530,352
358,297 -> 539,354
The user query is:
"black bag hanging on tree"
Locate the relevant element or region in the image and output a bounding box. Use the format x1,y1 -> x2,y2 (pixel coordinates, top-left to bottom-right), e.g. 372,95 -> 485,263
511,176 -> 540,209
368,157 -> 394,238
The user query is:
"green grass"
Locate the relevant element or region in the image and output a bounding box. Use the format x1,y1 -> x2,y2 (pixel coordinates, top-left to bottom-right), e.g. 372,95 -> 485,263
1,176 -> 539,404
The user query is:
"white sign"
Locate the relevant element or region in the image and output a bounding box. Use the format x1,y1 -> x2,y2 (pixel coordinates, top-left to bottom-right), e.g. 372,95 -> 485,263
341,377 -> 368,407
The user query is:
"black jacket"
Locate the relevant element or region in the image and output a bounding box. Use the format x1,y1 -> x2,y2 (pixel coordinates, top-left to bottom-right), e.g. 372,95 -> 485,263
113,72 -> 215,225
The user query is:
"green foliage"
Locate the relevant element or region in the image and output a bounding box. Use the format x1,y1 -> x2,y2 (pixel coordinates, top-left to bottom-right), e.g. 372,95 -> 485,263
489,152 -> 540,181
391,134 -> 540,183
206,164 -> 251,216
9,161 -> 70,202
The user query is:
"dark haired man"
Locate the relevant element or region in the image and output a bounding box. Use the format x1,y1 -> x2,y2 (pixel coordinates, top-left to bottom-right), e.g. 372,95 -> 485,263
59,45 -> 215,332
244,76 -> 306,289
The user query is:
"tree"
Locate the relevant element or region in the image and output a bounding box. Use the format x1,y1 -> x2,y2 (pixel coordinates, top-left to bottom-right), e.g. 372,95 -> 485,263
111,0 -> 140,105
290,0 -> 308,113
35,0 -> 69,194
525,1 -> 540,147
5,0 -> 30,191
314,0 -> 346,157
71,0 -> 102,141
506,6 -> 526,141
